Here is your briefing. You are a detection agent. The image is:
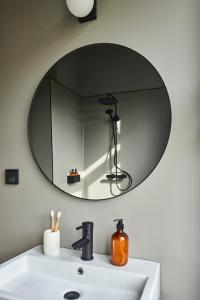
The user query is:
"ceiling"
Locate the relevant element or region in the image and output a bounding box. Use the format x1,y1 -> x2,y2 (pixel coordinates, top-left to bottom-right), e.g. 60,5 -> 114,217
46,43 -> 165,98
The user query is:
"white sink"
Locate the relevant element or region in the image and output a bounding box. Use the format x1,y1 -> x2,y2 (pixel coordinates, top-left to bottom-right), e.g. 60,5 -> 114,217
0,246 -> 160,300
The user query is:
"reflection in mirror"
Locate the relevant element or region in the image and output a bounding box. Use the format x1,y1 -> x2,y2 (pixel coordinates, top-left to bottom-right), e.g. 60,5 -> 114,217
29,43 -> 171,200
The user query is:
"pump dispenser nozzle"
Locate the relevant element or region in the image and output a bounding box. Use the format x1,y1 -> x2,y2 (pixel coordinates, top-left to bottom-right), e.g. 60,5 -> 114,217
114,219 -> 124,231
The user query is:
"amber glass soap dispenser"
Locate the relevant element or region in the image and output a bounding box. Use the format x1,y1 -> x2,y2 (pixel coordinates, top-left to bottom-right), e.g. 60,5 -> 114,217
111,219 -> 129,266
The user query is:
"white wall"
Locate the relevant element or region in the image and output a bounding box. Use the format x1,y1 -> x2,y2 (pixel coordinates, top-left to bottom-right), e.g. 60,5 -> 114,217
51,80 -> 84,197
1,1 -> 200,300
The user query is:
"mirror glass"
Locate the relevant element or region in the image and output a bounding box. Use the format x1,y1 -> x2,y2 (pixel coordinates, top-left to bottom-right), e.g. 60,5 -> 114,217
29,43 -> 171,200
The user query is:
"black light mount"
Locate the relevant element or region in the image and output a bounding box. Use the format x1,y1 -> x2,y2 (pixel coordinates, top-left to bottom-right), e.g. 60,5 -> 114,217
79,0 -> 97,23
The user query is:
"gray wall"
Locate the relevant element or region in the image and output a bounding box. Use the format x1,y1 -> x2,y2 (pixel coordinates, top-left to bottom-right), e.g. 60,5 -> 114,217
51,80 -> 84,197
1,1 -> 200,300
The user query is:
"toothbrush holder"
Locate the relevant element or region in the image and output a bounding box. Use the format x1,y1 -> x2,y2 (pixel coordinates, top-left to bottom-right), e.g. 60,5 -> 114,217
43,229 -> 60,256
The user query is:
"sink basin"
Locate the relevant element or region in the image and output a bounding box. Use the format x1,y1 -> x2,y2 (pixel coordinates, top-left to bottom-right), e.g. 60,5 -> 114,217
0,246 -> 160,300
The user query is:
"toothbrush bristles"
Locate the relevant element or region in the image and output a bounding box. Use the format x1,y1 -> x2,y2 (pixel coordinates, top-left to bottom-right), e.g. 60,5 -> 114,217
53,211 -> 62,232
51,210 -> 55,232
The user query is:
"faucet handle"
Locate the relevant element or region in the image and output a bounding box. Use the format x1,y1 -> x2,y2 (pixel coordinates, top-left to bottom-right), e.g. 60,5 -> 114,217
76,222 -> 93,231
76,225 -> 83,230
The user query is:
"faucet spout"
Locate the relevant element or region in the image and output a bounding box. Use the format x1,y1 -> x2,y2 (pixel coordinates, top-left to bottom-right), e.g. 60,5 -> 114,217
72,237 -> 89,249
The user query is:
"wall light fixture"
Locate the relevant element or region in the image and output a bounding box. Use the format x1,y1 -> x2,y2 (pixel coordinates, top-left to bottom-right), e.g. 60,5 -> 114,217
66,0 -> 97,23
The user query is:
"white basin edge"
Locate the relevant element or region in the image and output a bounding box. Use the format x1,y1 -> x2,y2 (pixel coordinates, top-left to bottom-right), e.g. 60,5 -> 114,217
0,245 -> 160,300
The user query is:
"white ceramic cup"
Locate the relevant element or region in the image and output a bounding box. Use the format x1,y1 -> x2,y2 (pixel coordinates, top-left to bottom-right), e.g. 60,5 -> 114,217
43,229 -> 60,256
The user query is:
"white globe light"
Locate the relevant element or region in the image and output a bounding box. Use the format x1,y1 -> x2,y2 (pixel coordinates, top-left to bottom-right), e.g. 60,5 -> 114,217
66,0 -> 94,18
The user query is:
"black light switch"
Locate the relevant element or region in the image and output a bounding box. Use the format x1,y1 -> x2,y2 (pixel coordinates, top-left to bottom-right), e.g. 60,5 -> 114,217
5,169 -> 19,184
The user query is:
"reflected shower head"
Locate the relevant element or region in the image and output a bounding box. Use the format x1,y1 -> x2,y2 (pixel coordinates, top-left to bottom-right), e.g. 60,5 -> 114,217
98,93 -> 118,105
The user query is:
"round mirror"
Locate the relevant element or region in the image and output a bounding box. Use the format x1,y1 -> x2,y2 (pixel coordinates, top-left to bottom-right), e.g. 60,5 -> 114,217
29,43 -> 171,200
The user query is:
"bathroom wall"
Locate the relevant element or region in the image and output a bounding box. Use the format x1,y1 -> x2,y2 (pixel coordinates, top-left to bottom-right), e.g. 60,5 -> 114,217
51,80 -> 84,198
1,1 -> 200,300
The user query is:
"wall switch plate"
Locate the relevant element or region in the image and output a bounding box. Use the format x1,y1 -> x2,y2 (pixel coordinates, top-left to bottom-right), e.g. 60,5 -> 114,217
5,169 -> 19,184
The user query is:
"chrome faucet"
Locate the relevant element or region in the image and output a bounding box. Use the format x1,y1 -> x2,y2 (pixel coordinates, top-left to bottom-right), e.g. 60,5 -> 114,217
71,221 -> 94,261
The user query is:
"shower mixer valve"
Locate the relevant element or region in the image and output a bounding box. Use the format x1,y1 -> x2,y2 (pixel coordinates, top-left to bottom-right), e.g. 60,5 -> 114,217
106,173 -> 127,180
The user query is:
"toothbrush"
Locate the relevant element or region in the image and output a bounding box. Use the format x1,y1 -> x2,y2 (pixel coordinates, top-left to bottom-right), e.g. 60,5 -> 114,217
51,210 -> 55,232
54,211 -> 61,232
